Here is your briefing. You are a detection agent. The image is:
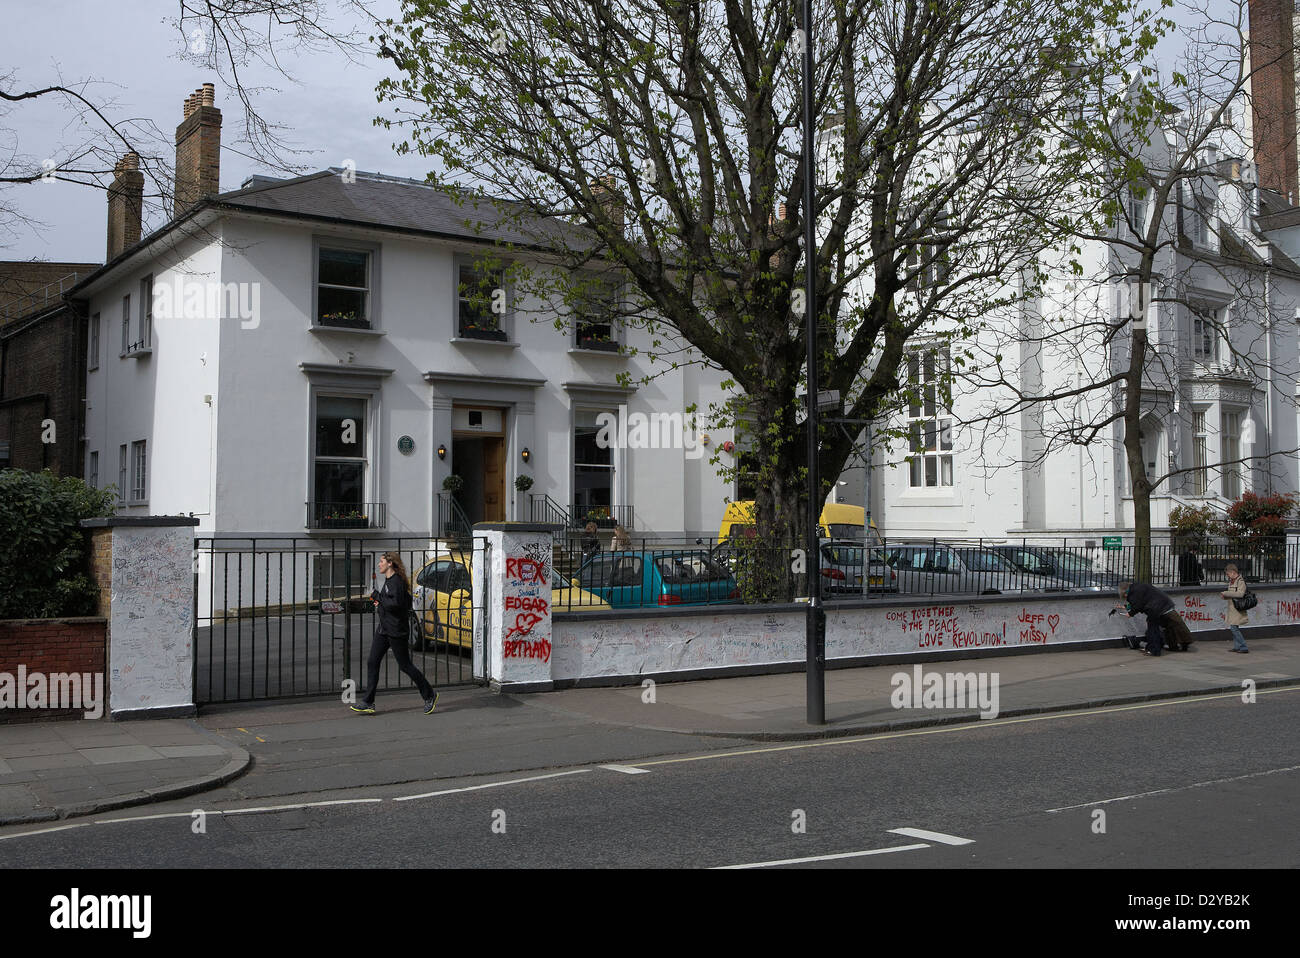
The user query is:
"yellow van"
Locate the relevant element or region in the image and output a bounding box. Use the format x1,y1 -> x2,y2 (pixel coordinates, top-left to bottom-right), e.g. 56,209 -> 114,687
718,501 -> 881,544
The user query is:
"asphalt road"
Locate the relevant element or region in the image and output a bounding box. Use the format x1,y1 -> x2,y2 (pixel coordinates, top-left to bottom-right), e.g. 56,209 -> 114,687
2,686 -> 1296,869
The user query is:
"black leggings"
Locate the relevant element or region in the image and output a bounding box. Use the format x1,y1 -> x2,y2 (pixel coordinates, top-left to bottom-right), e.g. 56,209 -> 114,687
362,629 -> 432,703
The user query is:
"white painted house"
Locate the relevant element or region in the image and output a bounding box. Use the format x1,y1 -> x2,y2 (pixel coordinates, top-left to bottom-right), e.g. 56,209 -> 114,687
76,91 -> 740,544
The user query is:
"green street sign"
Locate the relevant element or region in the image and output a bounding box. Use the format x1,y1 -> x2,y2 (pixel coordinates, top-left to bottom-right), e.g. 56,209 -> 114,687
1103,536 -> 1123,551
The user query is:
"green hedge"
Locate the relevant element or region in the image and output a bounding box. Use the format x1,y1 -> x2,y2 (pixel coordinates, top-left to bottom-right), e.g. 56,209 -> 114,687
0,469 -> 117,618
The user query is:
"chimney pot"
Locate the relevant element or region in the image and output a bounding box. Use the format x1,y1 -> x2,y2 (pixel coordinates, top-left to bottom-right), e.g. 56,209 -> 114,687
175,83 -> 221,217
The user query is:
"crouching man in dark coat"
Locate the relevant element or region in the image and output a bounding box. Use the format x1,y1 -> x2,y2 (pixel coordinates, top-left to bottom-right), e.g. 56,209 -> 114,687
1116,581 -> 1195,655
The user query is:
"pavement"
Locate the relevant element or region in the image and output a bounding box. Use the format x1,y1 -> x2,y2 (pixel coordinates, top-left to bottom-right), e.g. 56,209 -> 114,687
1,634 -> 1296,826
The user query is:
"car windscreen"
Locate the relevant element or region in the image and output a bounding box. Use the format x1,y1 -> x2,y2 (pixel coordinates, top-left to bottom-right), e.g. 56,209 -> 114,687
1048,551 -> 1094,572
823,544 -> 865,566
1009,550 -> 1053,574
655,553 -> 730,584
957,550 -> 1014,572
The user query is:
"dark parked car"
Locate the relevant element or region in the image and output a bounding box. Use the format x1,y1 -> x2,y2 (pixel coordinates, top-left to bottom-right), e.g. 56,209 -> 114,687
989,545 -> 1107,591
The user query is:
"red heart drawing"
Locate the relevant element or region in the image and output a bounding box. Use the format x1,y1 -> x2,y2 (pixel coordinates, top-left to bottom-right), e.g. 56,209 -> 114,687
1047,614 -> 1060,634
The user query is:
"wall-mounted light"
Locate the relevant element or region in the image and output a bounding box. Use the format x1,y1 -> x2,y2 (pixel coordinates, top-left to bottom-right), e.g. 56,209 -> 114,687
521,447 -> 531,463
437,444 -> 447,460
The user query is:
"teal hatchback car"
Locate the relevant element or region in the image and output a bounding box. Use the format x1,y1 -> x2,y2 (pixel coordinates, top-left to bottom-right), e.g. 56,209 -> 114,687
574,550 -> 740,608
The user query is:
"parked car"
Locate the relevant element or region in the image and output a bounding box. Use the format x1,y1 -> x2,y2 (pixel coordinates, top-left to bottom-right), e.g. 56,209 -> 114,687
989,545 -> 1108,591
576,550 -> 739,608
819,540 -> 898,594
718,500 -> 883,544
884,544 -> 1073,595
411,552 -> 609,649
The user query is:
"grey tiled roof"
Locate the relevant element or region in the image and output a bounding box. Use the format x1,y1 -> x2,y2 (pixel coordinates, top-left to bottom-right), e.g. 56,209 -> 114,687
215,169 -> 589,251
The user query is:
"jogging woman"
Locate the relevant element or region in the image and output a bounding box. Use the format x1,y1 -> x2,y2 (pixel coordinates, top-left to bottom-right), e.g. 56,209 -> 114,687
351,552 -> 438,714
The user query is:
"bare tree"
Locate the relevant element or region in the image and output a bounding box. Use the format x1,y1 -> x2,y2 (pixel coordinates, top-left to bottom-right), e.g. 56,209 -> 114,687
958,0 -> 1300,580
0,1 -> 380,250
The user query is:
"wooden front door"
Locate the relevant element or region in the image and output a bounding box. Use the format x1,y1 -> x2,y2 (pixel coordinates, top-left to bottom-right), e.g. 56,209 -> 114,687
483,436 -> 505,522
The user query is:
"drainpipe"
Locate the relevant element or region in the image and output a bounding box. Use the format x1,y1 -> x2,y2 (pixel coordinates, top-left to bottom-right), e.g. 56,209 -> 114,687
1263,266 -> 1274,493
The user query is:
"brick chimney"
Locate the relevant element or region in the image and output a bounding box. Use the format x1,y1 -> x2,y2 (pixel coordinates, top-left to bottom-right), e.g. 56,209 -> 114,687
174,83 -> 222,217
1247,0 -> 1299,203
591,175 -> 625,234
106,152 -> 143,260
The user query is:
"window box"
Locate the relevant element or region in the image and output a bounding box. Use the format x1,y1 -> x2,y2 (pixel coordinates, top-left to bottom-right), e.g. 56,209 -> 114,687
459,325 -> 509,342
320,514 -> 370,529
577,335 -> 619,352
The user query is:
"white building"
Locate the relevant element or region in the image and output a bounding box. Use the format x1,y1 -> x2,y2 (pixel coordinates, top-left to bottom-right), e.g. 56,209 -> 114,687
864,90 -> 1300,543
76,91 -> 739,545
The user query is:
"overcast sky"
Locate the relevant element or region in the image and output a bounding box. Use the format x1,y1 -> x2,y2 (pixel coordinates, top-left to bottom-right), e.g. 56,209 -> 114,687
1,0 -> 434,263
1,0 -> 1246,266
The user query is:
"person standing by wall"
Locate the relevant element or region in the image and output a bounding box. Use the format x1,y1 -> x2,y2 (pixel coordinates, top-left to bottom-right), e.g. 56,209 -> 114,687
351,552 -> 439,714
1221,562 -> 1250,653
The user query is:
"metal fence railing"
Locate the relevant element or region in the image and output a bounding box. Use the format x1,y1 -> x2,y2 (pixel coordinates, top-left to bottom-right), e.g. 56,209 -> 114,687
547,533 -> 1300,610
194,535 -> 484,704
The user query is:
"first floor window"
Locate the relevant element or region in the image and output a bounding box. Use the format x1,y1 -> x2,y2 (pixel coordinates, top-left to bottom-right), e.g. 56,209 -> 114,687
131,440 -> 147,501
121,295 -> 131,354
313,395 -> 369,524
317,247 -> 371,328
118,445 -> 128,504
89,313 -> 100,370
1221,410 -> 1241,500
573,277 -> 620,351
140,276 -> 153,347
89,450 -> 98,488
905,346 -> 953,487
457,260 -> 507,339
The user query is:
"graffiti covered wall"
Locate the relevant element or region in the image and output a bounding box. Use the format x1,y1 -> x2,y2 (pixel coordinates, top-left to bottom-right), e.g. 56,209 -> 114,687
549,586 -> 1298,684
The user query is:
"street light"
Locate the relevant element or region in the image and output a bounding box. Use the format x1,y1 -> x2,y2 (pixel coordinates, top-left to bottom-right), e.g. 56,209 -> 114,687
800,0 -> 825,726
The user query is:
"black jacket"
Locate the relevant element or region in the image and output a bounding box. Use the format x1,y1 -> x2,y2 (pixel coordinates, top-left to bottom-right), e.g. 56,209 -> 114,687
1125,581 -> 1175,619
372,574 -> 412,637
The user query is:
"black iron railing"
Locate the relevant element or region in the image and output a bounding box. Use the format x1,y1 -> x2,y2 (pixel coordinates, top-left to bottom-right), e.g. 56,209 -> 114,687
437,492 -> 473,542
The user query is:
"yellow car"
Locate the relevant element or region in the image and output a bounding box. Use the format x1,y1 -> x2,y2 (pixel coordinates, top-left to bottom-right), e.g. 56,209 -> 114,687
411,552 -> 609,650
718,501 -> 883,544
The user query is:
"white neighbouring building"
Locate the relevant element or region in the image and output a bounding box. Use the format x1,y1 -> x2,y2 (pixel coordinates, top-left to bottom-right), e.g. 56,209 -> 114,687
851,89 -> 1300,543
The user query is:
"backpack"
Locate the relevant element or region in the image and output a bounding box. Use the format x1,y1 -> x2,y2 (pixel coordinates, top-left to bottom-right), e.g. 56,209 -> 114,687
1233,589 -> 1258,612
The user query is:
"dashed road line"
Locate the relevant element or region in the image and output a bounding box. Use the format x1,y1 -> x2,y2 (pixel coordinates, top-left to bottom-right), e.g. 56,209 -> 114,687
888,827 -> 974,845
714,842 -> 930,869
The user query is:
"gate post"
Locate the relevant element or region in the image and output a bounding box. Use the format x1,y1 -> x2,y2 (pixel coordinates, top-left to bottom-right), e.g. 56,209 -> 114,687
472,523 -> 560,692
79,515 -> 200,719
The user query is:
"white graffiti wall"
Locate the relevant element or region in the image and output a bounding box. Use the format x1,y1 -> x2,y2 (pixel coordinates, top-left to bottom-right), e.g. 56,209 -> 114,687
549,587 -> 1300,683
109,525 -> 195,713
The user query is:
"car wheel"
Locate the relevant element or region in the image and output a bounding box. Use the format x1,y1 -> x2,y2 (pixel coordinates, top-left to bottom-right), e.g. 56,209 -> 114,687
408,612 -> 425,651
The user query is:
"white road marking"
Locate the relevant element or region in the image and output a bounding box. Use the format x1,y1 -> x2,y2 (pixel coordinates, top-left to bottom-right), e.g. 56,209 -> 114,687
888,827 -> 974,845
1046,763 -> 1300,813
714,842 -> 930,869
632,685 -> 1300,771
393,768 -> 590,801
0,822 -> 93,843
601,764 -> 650,774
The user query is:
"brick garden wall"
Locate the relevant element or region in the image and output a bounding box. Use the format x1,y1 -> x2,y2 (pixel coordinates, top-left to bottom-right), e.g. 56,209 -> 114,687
0,618 -> 107,723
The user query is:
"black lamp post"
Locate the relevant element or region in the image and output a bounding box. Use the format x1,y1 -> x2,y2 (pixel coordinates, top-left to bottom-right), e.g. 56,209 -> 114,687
801,0 -> 826,725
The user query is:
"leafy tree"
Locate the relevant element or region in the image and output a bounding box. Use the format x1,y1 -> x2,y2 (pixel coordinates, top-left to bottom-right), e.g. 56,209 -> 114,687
373,0 -> 1154,596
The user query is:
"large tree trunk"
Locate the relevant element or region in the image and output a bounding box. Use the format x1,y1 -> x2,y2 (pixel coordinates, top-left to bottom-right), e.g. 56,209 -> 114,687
1124,325 -> 1152,583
